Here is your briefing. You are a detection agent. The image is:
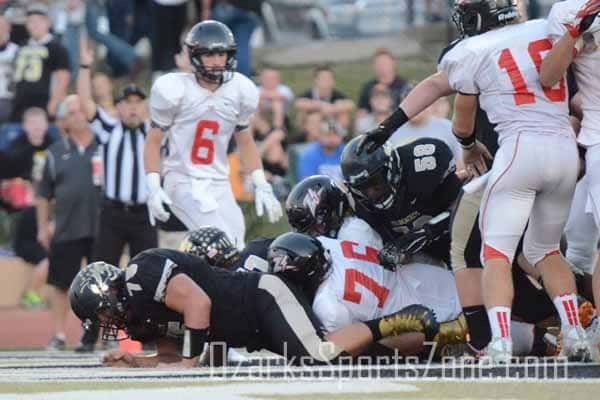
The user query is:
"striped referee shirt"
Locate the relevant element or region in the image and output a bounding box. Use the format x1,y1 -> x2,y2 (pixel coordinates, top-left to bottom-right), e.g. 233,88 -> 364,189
90,107 -> 149,204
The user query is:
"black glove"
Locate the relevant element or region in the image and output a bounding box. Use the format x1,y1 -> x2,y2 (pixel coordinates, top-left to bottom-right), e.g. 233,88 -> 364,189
378,242 -> 408,271
356,107 -> 409,154
580,11 -> 600,34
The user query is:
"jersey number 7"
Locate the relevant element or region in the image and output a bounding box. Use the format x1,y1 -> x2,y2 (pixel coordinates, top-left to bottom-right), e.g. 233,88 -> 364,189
191,120 -> 220,165
340,241 -> 389,308
498,38 -> 566,106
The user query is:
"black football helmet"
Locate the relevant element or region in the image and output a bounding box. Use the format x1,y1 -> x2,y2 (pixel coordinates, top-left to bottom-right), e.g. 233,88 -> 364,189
184,20 -> 237,83
452,0 -> 519,37
179,226 -> 241,269
268,232 -> 331,295
286,175 -> 352,238
69,262 -> 128,341
341,135 -> 404,211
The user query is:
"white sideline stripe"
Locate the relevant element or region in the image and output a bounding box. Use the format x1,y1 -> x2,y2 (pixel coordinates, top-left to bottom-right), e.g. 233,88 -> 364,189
258,275 -> 344,362
0,382 -> 419,400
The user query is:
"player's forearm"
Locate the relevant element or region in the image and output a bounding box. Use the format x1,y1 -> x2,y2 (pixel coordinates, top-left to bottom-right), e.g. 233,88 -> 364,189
77,66 -> 96,120
540,34 -> 577,87
400,72 -> 454,119
144,128 -> 164,174
236,130 -> 263,173
452,95 -> 477,138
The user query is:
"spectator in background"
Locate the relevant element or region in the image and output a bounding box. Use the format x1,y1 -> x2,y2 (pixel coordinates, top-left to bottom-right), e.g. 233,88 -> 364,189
10,4 -> 70,122
298,110 -> 323,143
75,40 -> 158,351
204,0 -> 261,77
92,73 -> 118,118
356,48 -> 407,123
149,0 -> 188,80
257,67 -> 294,132
354,83 -> 393,134
4,0 -> 28,45
36,95 -> 100,350
0,108 -> 54,308
295,65 -> 355,130
250,108 -> 288,179
297,118 -> 346,182
0,15 -> 18,123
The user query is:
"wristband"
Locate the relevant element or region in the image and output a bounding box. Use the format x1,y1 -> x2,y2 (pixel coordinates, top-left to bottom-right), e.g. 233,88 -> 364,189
452,129 -> 476,149
182,327 -> 209,359
146,172 -> 162,193
381,107 -> 409,133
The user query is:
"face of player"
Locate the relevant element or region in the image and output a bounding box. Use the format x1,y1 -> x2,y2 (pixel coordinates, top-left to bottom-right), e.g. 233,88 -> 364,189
26,14 -> 50,41
117,95 -> 145,128
200,52 -> 228,73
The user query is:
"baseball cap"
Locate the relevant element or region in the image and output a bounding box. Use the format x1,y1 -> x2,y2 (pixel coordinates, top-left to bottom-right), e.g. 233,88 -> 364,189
115,84 -> 146,103
26,3 -> 49,17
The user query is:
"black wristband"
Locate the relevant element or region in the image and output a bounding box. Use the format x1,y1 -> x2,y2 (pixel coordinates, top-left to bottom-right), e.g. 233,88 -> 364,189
80,64 -> 91,69
182,327 -> 209,359
452,129 -> 476,149
381,107 -> 409,133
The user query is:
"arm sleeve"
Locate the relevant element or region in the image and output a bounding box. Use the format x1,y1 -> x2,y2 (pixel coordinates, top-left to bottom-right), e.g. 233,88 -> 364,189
149,74 -> 184,131
50,43 -> 70,71
438,45 -> 479,95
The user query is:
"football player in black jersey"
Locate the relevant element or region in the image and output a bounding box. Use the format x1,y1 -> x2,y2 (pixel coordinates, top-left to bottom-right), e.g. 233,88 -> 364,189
69,247 -> 439,368
341,135 -> 461,268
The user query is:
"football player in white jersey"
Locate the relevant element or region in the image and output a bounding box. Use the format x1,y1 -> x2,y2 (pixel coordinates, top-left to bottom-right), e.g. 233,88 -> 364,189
540,0 -> 600,358
268,232 -> 562,358
144,21 -> 282,249
357,0 -> 598,362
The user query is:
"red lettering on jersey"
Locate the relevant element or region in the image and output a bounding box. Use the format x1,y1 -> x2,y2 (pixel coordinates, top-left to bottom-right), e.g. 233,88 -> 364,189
340,240 -> 379,264
528,39 -> 566,102
343,269 -> 389,308
191,120 -> 219,165
498,38 -> 566,106
498,49 -> 535,105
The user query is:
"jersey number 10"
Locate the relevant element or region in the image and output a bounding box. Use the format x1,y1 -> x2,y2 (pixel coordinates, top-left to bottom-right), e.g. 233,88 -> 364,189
498,38 -> 566,106
191,120 -> 220,165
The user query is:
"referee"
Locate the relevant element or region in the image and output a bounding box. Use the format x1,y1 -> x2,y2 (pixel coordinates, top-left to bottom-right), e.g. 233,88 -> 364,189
75,38 -> 157,352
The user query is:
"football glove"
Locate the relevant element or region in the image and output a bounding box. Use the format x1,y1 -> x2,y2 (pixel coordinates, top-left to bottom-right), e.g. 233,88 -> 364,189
146,172 -> 172,225
565,0 -> 600,38
356,107 -> 409,154
252,170 -> 283,223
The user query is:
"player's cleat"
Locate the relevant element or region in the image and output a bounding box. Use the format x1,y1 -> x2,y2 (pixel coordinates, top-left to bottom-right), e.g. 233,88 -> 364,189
481,337 -> 513,364
46,336 -> 66,351
378,304 -> 439,341
559,325 -> 592,362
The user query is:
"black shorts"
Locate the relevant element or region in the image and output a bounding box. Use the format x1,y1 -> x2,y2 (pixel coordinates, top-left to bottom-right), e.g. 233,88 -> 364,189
254,275 -> 346,365
13,207 -> 47,265
47,238 -> 94,291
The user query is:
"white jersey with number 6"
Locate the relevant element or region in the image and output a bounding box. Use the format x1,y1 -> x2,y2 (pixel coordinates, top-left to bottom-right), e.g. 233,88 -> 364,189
313,236 -> 461,333
439,19 -> 572,145
149,72 -> 259,180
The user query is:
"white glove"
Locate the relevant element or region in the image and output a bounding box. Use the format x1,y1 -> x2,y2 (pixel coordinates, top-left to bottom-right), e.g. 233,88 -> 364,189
251,169 -> 283,223
146,172 -> 172,226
